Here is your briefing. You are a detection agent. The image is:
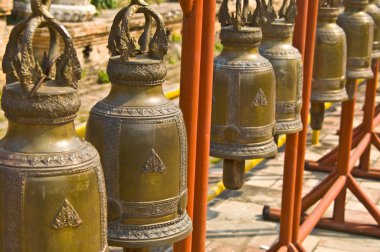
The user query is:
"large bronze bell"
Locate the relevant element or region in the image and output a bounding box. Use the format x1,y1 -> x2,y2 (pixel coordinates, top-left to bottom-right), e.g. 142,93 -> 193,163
311,1 -> 348,131
211,0 -> 277,190
366,0 -> 380,58
260,0 -> 303,135
0,0 -> 108,251
85,0 -> 192,248
337,0 -> 374,97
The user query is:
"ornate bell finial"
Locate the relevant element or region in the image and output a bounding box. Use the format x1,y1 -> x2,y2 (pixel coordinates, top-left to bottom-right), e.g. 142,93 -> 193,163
260,0 -> 304,135
0,0 -> 108,251
310,1 -> 348,131
86,1 -> 192,249
211,0 -> 277,190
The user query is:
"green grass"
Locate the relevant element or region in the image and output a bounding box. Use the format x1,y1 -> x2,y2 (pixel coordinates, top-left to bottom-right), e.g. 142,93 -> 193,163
97,70 -> 110,84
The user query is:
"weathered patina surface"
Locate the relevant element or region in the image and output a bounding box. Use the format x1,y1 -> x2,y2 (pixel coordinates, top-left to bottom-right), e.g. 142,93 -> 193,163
260,0 -> 303,135
311,1 -> 348,130
0,0 -> 108,250
211,0 -> 278,190
86,0 -> 191,248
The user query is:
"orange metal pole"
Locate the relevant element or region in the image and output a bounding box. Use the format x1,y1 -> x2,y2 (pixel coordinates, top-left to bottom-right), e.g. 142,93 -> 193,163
293,0 -> 309,57
175,1 -> 203,251
266,0 -> 310,250
359,59 -> 379,172
292,0 -> 319,243
277,134 -> 299,248
191,0 -> 216,251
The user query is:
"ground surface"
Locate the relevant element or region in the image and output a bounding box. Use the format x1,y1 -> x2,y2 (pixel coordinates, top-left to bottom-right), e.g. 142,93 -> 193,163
205,83 -> 380,252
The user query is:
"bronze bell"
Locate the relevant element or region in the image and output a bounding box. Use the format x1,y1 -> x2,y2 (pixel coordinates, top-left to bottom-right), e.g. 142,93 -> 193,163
311,1 -> 348,131
211,0 -> 277,190
0,0 -> 108,251
260,0 -> 303,135
337,0 -> 374,98
366,0 -> 380,58
85,0 -> 192,249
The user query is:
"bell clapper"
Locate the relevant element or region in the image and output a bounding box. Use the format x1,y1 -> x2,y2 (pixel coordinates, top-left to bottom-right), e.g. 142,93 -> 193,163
223,159 -> 246,190
310,102 -> 325,145
312,130 -> 321,145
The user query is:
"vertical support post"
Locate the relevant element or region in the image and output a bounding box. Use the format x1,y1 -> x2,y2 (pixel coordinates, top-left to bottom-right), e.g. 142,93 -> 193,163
174,0 -> 204,251
359,59 -> 379,172
332,79 -> 358,223
277,133 -> 299,248
191,0 -> 216,251
267,0 -> 309,250
292,0 -> 319,243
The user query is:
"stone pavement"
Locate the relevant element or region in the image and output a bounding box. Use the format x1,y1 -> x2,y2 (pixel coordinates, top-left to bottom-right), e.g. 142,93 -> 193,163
205,83 -> 380,252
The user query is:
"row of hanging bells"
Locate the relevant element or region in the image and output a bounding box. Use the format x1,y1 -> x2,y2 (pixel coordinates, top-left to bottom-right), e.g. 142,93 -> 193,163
0,0 -> 108,250
211,0 -> 302,190
311,0 -> 378,131
0,0 -> 192,251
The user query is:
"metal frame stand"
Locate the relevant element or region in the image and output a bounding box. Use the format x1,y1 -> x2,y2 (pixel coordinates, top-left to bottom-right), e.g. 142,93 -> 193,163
306,60 -> 380,180
265,0 -> 380,246
266,77 -> 380,240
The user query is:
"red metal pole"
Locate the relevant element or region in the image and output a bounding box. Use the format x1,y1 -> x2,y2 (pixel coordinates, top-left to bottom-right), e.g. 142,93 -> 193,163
332,79 -> 356,224
277,134 -> 299,248
293,0 -> 309,57
266,0 -> 310,250
292,0 -> 319,243
175,1 -> 204,251
359,59 -> 379,172
191,0 -> 216,251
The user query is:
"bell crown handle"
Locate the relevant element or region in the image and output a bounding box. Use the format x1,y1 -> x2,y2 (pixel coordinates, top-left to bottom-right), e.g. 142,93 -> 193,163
2,0 -> 81,96
218,0 -> 280,28
278,0 -> 297,23
320,0 -> 340,7
108,0 -> 168,62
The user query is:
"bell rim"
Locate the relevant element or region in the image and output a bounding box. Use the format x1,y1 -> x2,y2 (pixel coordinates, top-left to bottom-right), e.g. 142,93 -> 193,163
107,213 -> 192,248
275,119 -> 303,135
346,68 -> 374,79
310,90 -> 349,103
210,139 -> 278,160
371,49 -> 380,58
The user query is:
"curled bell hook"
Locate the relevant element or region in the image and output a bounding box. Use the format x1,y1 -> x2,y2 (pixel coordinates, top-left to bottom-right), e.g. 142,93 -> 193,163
30,0 -> 54,19
109,0 -> 168,62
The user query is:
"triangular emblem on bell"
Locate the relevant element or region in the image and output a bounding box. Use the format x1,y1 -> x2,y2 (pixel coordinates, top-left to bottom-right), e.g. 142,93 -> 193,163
251,89 -> 268,107
51,199 -> 83,230
142,149 -> 166,174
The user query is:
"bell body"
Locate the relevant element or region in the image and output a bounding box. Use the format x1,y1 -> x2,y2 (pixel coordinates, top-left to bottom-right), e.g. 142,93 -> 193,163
211,26 -> 277,160
86,57 -> 192,248
366,0 -> 380,58
0,83 -> 108,252
312,7 -> 348,103
337,0 -> 374,80
260,21 -> 303,135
